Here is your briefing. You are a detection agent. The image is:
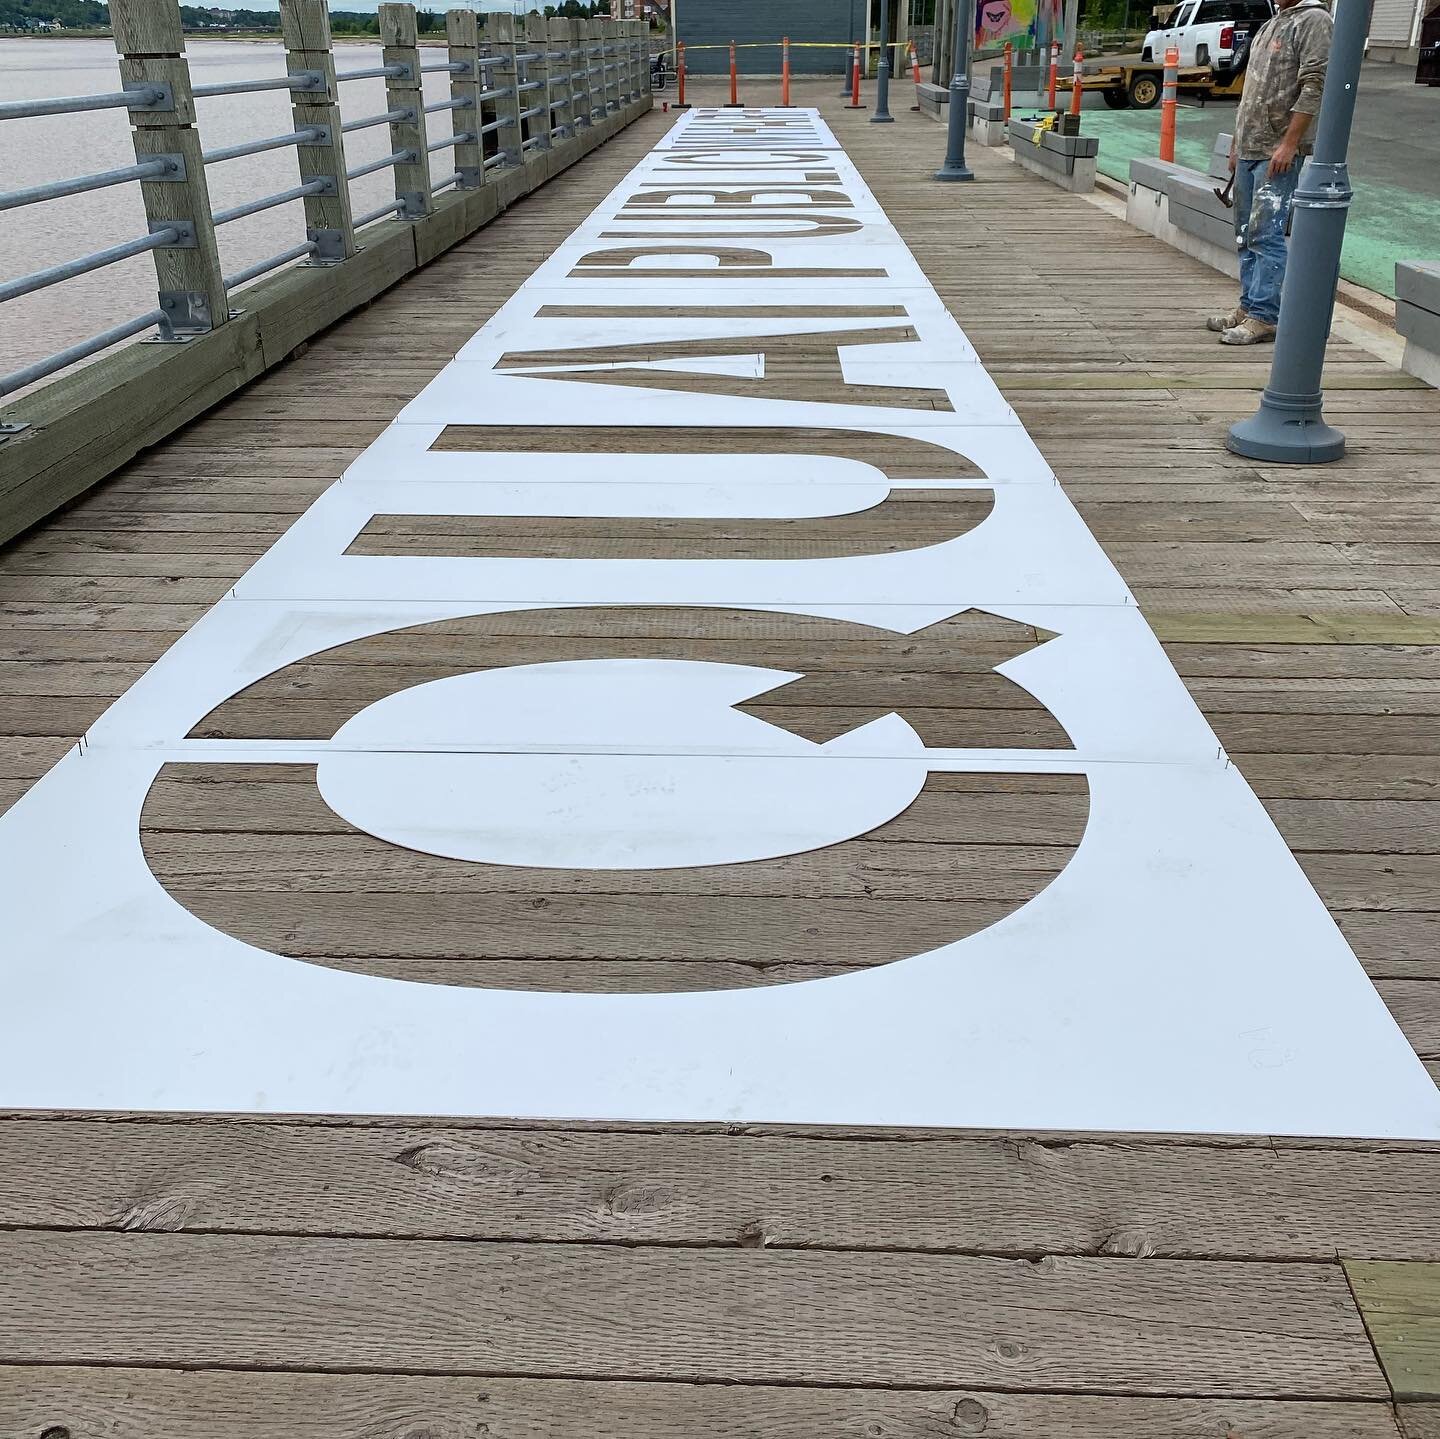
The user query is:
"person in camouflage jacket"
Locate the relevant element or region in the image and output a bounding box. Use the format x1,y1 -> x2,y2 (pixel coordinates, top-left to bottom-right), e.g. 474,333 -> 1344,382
1207,0 -> 1333,345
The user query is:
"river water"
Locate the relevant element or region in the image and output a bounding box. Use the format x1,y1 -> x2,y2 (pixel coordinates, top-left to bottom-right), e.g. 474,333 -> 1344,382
0,38 -> 462,393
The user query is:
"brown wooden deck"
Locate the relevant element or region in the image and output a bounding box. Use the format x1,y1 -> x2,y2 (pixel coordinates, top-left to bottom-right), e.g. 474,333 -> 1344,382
2,79 -> 1440,1436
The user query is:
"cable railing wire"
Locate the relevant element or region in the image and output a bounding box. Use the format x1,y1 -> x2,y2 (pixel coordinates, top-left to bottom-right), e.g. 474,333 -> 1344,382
224,240 -> 319,292
191,71 -> 323,98
0,156 -> 181,214
212,178 -> 330,228
0,227 -> 182,306
202,126 -> 325,166
0,21 -> 650,410
0,308 -> 169,400
0,86 -> 167,121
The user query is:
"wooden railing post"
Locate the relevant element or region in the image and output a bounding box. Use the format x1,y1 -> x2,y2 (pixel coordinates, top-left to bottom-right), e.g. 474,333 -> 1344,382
616,19 -> 633,105
602,19 -> 622,115
633,19 -> 650,103
483,12 -> 523,167
446,7 -> 485,189
109,0 -> 226,335
570,19 -> 590,130
546,17 -> 576,140
379,1 -> 431,219
618,18 -> 633,103
581,19 -> 601,124
622,19 -> 637,107
523,13 -> 555,151
280,0 -> 355,262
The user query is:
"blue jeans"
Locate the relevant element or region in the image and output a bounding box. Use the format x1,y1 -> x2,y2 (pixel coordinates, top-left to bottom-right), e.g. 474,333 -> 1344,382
1234,157 -> 1299,325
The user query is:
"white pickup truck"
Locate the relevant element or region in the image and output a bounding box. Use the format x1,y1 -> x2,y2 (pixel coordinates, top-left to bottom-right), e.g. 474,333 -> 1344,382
1141,0 -> 1274,73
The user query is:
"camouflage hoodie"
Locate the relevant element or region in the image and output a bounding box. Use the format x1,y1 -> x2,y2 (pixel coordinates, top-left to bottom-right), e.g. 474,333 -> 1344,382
1233,0 -> 1333,160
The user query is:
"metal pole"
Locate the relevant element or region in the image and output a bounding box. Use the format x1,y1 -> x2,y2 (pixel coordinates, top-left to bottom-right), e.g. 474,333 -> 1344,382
1227,0 -> 1366,463
934,0 -> 974,180
1062,0 -> 1081,60
873,0 -> 895,120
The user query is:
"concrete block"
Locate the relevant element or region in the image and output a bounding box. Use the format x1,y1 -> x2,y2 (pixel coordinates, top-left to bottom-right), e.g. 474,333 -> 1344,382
1010,136 -> 1096,192
1125,180 -> 1240,279
1166,173 -> 1239,252
970,112 -> 1008,146
1130,156 -> 1191,191
1007,119 -> 1096,156
917,81 -> 948,119
1398,298 -> 1440,353
1401,337 -> 1440,389
1396,260 -> 1440,312
1208,131 -> 1234,181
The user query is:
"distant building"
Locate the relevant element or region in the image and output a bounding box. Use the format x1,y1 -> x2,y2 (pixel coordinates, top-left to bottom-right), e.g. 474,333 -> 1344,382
675,0 -> 910,75
1368,0 -> 1439,65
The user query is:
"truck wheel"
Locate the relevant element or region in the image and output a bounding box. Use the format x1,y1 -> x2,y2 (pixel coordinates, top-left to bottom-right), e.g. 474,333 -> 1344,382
1102,88 -> 1131,108
1128,71 -> 1162,107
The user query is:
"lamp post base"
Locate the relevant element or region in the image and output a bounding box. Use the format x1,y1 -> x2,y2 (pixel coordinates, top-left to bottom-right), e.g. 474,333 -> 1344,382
934,162 -> 975,180
1226,396 -> 1345,463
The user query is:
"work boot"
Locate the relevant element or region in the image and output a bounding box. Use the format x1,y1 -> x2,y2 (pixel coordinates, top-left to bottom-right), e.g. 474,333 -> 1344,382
1219,316 -> 1277,346
1206,304 -> 1247,332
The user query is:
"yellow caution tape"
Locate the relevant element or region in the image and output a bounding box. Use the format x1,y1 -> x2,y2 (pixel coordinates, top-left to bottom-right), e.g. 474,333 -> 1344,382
676,40 -> 908,51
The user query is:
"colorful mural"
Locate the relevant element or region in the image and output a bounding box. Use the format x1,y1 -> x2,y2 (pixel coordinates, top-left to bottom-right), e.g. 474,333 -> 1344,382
976,0 -> 1060,47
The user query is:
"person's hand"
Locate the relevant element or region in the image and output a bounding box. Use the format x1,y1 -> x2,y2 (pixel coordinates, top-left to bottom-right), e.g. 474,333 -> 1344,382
1228,147 -> 1236,174
1268,138 -> 1297,178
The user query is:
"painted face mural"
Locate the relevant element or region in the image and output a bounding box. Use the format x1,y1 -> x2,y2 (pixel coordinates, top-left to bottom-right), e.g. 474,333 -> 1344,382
1,109 -> 1436,1139
977,0 -> 1015,43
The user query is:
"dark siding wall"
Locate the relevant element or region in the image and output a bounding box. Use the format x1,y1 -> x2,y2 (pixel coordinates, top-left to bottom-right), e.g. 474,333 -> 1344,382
677,0 -> 858,74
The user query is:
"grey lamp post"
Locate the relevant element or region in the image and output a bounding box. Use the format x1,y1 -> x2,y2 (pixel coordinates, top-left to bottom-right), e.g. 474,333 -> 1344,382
873,0 -> 895,120
1227,0 -> 1366,462
934,0 -> 974,179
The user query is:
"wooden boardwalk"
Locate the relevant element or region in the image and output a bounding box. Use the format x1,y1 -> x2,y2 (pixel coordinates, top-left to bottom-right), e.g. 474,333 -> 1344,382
3,80 -> 1440,1435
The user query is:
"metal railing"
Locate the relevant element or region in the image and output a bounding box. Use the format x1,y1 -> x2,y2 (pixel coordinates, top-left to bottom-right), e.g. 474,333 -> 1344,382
0,0 -> 652,408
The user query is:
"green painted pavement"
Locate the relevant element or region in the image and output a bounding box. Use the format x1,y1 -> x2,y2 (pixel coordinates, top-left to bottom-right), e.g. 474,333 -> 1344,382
1013,66 -> 1440,302
1066,94 -> 1440,299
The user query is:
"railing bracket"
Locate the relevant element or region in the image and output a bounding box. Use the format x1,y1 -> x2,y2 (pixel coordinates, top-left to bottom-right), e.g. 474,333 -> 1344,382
150,153 -> 188,182
124,82 -> 174,113
305,227 -> 349,263
152,289 -> 212,338
150,218 -> 197,249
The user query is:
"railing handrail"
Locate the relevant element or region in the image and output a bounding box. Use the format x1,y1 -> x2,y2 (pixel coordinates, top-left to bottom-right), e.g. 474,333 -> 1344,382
190,71 -> 323,98
0,156 -> 181,214
0,85 -> 168,122
0,227 -> 182,308
0,1 -> 653,408
201,126 -> 326,166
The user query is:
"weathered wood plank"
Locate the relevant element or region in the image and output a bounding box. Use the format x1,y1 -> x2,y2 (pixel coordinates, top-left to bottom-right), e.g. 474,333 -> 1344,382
0,1368 -> 1406,1439
1,1119 -> 1438,1261
1401,1404 -> 1440,1438
1346,1261 -> 1440,1401
0,1232 -> 1385,1396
